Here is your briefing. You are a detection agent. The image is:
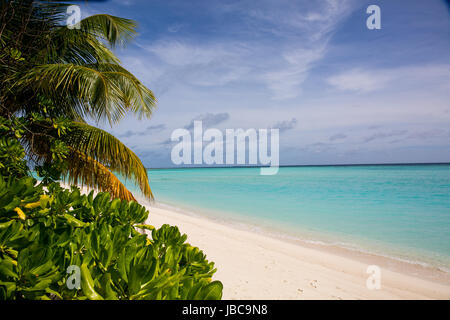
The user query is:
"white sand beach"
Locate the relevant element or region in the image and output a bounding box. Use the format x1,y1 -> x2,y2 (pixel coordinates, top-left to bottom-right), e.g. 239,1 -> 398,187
143,202 -> 450,300
64,184 -> 450,300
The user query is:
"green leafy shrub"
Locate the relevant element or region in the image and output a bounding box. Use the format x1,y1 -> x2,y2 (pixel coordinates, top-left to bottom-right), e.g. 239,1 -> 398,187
0,137 -> 29,178
0,176 -> 223,300
0,117 -> 29,178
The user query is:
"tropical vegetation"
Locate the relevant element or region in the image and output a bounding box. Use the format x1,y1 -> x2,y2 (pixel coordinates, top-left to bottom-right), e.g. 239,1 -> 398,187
0,0 -> 223,300
0,173 -> 222,300
1,0 -> 153,200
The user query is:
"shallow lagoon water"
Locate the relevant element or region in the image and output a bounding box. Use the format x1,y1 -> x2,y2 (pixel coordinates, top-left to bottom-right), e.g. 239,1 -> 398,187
131,165 -> 450,270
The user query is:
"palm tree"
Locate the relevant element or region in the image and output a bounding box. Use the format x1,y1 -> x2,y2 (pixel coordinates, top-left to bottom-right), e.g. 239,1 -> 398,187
0,0 -> 155,201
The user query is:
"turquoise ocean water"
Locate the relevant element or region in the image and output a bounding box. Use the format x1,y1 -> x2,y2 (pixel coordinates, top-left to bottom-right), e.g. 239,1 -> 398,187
133,165 -> 450,271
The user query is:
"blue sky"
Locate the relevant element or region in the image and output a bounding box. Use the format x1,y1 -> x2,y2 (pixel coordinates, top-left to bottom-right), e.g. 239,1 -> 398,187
77,0 -> 450,167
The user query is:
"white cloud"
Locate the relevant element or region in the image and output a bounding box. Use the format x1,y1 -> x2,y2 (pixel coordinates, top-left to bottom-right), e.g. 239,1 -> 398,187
132,41 -> 253,89
327,69 -> 391,93
144,41 -> 224,67
254,0 -> 355,99
126,1 -> 357,100
327,65 -> 450,93
167,23 -> 185,33
112,0 -> 134,6
263,46 -> 327,99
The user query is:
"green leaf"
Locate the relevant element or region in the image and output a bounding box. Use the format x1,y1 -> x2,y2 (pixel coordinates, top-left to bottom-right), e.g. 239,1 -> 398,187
61,213 -> 88,227
80,264 -> 104,300
197,281 -> 223,300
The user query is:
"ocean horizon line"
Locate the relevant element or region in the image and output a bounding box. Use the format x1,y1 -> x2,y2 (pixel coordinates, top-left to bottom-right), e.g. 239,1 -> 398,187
146,162 -> 450,170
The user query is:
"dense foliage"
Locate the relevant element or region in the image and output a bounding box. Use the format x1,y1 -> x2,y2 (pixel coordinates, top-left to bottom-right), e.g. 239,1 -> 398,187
0,1 -> 223,300
0,0 -> 155,201
0,175 -> 223,300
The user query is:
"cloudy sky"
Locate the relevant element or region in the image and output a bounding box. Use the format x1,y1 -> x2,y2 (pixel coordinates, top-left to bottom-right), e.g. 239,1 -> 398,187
77,0 -> 450,167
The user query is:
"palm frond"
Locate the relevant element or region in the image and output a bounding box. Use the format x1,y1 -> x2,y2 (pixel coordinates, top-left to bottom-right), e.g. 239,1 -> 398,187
64,150 -> 137,202
2,2 -> 157,203
79,14 -> 137,48
44,27 -> 120,65
63,122 -> 153,200
18,63 -> 156,124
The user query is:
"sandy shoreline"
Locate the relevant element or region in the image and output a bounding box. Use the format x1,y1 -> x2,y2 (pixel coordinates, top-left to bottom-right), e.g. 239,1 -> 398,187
61,184 -> 450,299
141,201 -> 450,300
